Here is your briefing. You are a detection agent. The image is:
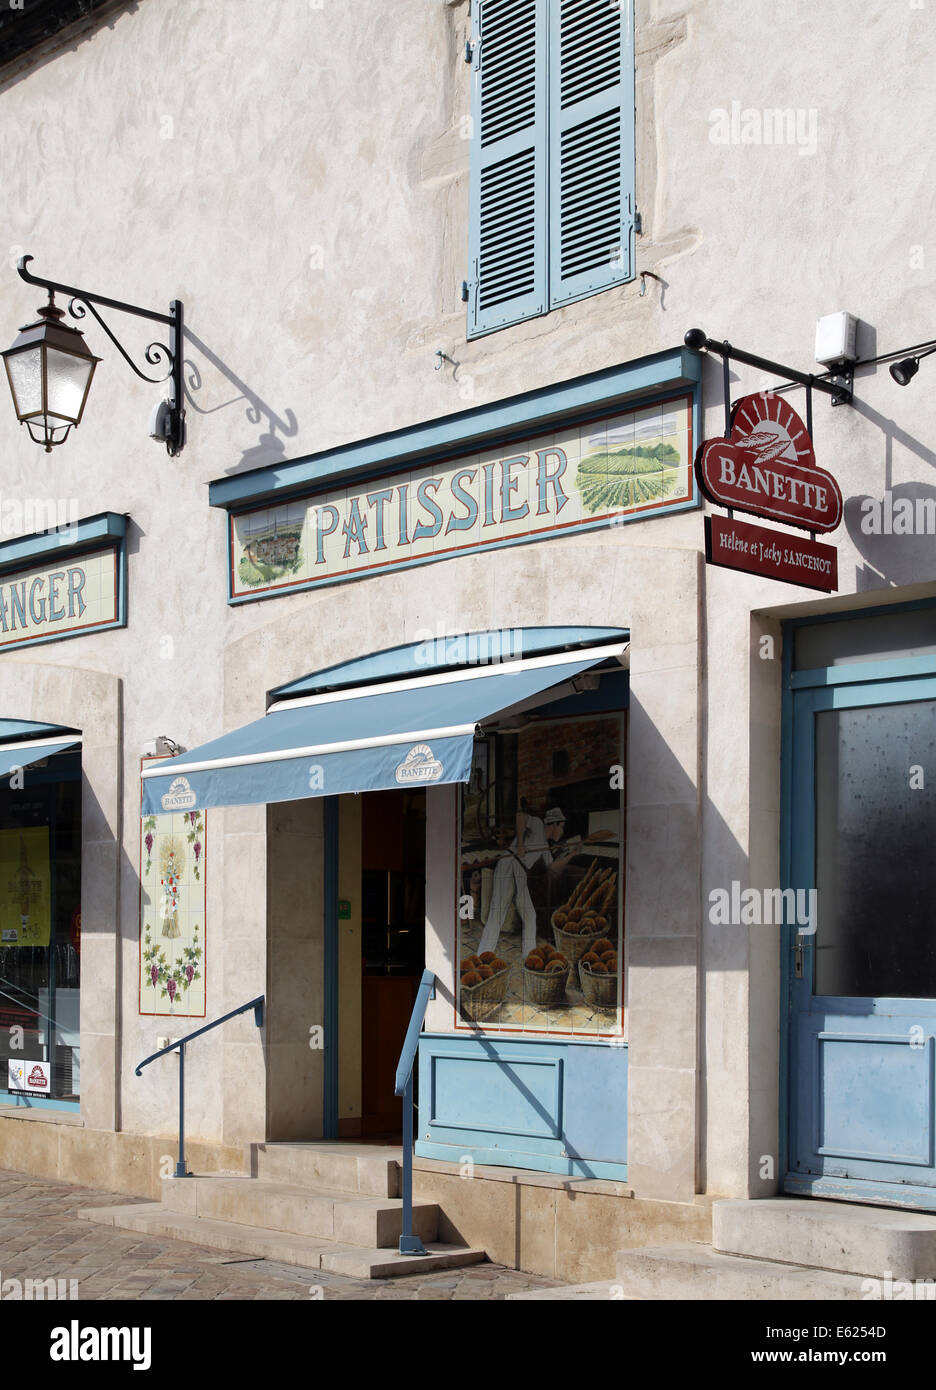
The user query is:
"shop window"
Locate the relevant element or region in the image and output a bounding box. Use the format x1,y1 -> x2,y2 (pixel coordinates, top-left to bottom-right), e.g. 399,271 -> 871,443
466,0 -> 636,337
457,710 -> 625,1035
0,751 -> 81,1107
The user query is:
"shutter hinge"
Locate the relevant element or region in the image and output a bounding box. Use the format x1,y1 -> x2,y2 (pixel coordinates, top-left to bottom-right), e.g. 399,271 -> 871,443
634,211 -> 642,235
465,40 -> 473,64
461,280 -> 469,303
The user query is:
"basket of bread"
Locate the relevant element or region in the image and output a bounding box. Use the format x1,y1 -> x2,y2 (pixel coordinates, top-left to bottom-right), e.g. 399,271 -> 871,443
578,940 -> 619,1009
459,952 -> 511,1021
551,859 -> 619,970
522,943 -> 570,1006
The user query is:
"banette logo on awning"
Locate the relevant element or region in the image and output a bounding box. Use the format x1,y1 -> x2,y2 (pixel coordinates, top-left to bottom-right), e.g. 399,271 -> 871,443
395,744 -> 443,785
161,775 -> 197,812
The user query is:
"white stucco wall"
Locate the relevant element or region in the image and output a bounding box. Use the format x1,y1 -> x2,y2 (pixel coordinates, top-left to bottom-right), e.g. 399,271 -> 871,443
0,0 -> 932,1196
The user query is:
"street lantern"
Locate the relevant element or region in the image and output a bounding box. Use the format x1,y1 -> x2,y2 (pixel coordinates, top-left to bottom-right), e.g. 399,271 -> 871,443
2,292 -> 101,451
2,255 -> 185,456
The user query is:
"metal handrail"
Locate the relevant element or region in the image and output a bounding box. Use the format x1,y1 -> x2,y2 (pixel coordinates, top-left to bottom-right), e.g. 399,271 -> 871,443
136,995 -> 264,1178
394,969 -> 435,1256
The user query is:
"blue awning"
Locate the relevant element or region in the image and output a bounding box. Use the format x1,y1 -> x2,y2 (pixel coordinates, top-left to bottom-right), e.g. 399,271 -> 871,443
141,640 -> 627,814
0,732 -> 82,779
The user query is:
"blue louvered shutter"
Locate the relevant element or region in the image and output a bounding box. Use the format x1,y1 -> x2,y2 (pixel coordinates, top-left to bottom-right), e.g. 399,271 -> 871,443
467,0 -> 549,337
548,0 -> 635,309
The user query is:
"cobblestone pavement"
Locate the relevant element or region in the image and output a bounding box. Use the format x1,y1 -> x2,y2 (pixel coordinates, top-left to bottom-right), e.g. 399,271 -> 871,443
0,1169 -> 562,1300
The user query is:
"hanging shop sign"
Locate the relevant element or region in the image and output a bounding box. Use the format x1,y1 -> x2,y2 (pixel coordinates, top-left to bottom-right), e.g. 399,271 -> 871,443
0,512 -> 127,652
228,395 -> 694,598
696,392 -> 842,591
705,515 -> 838,593
696,393 -> 841,531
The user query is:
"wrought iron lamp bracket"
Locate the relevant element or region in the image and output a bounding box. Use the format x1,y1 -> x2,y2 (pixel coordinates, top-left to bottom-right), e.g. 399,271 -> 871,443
17,255 -> 185,455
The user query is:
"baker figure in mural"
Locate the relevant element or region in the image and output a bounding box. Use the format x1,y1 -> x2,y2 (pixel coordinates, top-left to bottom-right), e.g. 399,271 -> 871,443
477,806 -> 582,956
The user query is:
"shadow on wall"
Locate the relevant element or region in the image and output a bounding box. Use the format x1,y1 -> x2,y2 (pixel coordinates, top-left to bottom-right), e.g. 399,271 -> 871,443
842,394 -> 936,589
182,327 -> 299,474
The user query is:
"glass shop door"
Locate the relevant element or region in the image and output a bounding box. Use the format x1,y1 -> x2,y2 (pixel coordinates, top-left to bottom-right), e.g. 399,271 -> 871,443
785,666 -> 936,1204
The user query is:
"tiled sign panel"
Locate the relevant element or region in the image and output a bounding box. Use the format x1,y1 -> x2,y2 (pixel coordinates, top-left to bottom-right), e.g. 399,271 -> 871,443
0,546 -> 119,650
229,395 -> 693,598
139,770 -> 206,1018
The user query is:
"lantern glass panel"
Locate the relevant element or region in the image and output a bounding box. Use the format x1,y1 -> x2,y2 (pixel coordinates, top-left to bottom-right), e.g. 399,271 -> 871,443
45,347 -> 93,424
5,347 -> 43,418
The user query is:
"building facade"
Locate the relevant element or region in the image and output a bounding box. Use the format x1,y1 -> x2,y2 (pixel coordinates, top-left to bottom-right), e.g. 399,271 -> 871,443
0,0 -> 933,1282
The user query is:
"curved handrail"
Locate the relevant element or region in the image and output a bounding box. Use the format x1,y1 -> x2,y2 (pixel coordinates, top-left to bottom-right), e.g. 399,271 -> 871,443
135,995 -> 264,1076
394,970 -> 434,1256
394,970 -> 435,1098
136,994 -> 264,1178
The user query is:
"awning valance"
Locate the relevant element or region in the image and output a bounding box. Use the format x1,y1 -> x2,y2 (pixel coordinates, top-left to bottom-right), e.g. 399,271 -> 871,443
141,639 -> 627,815
0,730 -> 82,778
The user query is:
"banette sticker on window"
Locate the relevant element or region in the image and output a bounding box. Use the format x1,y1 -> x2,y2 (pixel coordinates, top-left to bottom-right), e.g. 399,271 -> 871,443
229,395 -> 693,598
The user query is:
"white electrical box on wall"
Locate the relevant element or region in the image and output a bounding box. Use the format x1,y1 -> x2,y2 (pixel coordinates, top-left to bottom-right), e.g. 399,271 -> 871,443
815,312 -> 858,366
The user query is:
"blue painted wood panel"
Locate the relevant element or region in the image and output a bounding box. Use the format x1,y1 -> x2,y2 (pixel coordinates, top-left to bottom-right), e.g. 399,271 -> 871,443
416,1032 -> 627,1179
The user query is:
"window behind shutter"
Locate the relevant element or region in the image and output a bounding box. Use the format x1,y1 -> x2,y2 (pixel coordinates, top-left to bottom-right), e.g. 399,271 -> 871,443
467,0 -> 548,337
548,0 -> 635,309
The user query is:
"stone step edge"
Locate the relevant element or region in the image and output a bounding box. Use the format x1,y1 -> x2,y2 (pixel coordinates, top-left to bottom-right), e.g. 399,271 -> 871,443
615,1244 -> 874,1299
711,1241 -> 934,1281
712,1198 -> 936,1279
251,1144 -> 402,1191
165,1174 -> 438,1214
164,1180 -> 440,1242
79,1203 -> 483,1279
320,1245 -> 486,1279
507,1281 -> 637,1300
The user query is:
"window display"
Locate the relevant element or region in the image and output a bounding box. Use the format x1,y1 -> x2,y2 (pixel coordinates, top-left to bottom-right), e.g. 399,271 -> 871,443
0,756 -> 81,1104
457,715 -> 625,1036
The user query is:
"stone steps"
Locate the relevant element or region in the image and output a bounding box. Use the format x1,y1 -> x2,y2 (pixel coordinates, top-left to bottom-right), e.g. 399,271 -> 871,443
79,1141 -> 484,1279
613,1243 -> 872,1300
79,1201 -> 483,1277
511,1196 -> 936,1300
507,1281 -> 635,1300
251,1141 -> 403,1198
161,1174 -> 439,1247
713,1197 -> 936,1281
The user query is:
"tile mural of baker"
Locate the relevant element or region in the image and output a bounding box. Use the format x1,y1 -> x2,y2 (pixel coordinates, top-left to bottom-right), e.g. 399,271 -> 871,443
458,717 -> 624,1033
477,806 -> 606,956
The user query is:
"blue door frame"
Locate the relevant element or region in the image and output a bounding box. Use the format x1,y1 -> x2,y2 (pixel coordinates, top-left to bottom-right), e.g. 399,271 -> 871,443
323,795 -> 339,1138
780,612 -> 936,1209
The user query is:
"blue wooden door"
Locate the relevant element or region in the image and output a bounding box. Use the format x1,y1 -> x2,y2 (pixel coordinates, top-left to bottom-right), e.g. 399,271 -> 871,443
785,660 -> 936,1207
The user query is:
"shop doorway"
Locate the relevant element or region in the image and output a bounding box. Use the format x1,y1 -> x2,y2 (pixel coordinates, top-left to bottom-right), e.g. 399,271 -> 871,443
783,607 -> 936,1207
337,789 -> 425,1139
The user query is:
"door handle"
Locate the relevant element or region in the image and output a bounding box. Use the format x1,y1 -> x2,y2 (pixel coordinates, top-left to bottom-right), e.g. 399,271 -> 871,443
794,936 -> 805,980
